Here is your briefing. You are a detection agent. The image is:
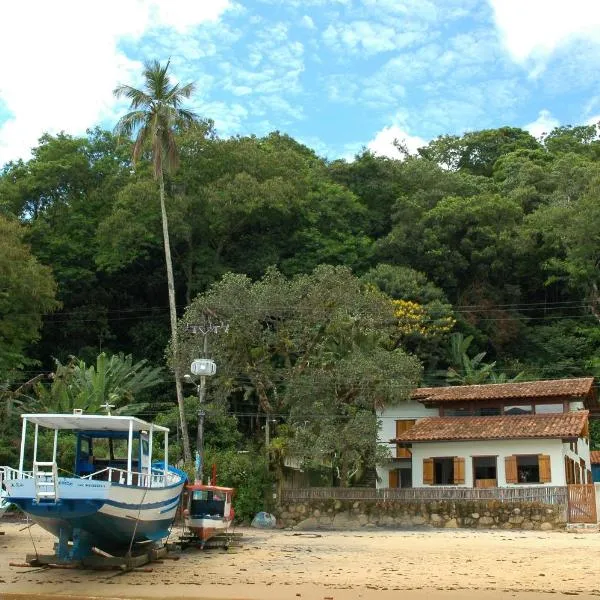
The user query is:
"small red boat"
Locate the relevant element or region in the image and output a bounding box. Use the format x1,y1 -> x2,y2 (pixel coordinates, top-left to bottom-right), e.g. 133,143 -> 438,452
182,483 -> 234,544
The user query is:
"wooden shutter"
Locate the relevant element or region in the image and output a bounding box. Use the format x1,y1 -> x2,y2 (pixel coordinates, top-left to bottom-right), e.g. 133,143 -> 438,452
453,457 -> 465,484
505,455 -> 518,484
388,469 -> 399,488
423,458 -> 434,485
538,454 -> 551,483
395,420 -> 415,458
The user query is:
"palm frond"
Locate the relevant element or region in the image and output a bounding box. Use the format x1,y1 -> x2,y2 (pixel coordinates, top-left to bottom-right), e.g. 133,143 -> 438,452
113,85 -> 153,110
132,122 -> 152,164
152,133 -> 163,179
113,110 -> 148,140
144,59 -> 171,100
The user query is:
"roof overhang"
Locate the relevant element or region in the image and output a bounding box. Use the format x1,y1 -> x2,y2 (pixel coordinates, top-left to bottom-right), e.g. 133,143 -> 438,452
21,413 -> 169,433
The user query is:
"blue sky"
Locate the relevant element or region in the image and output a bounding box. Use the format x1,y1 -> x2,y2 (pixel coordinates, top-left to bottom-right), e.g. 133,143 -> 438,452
2,0 -> 600,165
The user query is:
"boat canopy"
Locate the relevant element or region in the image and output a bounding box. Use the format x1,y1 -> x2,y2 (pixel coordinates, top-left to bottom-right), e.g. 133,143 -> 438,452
20,414 -> 169,433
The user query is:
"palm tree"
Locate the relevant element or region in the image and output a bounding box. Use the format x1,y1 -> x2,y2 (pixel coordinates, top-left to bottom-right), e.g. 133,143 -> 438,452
113,60 -> 199,463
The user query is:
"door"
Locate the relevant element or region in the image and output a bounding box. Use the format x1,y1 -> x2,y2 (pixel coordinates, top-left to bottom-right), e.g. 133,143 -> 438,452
568,484 -> 597,524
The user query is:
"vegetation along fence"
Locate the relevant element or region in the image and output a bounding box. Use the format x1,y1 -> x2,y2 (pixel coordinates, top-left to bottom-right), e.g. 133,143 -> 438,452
281,486 -> 568,506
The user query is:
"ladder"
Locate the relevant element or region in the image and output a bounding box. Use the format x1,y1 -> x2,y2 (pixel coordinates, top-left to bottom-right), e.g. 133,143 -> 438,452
33,461 -> 60,502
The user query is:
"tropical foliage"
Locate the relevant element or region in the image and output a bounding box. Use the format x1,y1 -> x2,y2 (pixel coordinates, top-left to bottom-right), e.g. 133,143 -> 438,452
2,92 -> 600,496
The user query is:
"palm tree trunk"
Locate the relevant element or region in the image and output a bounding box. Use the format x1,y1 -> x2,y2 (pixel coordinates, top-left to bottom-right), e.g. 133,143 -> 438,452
159,169 -> 192,464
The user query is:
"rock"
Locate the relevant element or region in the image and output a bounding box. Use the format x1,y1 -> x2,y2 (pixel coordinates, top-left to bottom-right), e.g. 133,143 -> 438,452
479,516 -> 495,526
509,516 -> 524,525
358,514 -> 369,526
430,513 -> 443,524
445,518 -> 458,528
540,522 -> 553,531
521,521 -> 534,530
411,516 -> 427,526
334,500 -> 342,510
295,517 -> 319,530
471,513 -> 479,519
332,512 -> 355,529
512,507 -> 521,515
313,509 -> 321,518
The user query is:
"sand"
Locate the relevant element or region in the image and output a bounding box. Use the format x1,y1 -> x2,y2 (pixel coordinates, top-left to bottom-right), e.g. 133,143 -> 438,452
1,520 -> 600,600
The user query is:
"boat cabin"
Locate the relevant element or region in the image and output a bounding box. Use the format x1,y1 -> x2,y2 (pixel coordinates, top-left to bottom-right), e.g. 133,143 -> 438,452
184,484 -> 234,520
13,413 -> 173,492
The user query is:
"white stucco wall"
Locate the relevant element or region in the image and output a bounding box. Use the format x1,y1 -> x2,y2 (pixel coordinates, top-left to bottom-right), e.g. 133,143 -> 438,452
410,438 -> 567,488
376,402 -> 439,488
377,402 -> 438,447
562,434 -> 591,478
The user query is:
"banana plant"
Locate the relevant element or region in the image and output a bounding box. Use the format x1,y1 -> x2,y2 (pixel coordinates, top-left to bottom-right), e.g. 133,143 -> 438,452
34,352 -> 163,414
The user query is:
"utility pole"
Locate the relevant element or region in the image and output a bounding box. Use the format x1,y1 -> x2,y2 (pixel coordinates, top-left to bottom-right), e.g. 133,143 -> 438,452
196,332 -> 208,480
265,415 -> 270,453
185,315 -> 228,484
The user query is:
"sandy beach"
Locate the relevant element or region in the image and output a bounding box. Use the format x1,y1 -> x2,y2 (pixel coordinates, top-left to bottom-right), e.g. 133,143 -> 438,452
1,520 -> 600,600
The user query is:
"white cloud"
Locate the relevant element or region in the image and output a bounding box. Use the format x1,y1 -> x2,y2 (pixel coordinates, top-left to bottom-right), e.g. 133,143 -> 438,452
586,114 -> 600,126
524,109 -> 560,139
367,124 -> 427,159
323,21 -> 425,55
0,0 -> 231,166
301,15 -> 316,29
490,0 -> 600,63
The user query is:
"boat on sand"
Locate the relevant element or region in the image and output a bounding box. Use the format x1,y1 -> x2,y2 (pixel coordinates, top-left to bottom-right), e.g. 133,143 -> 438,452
1,412 -> 186,559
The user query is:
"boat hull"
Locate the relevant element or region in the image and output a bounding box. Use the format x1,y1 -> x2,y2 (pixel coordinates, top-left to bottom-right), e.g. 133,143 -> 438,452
6,474 -> 185,552
184,516 -> 232,542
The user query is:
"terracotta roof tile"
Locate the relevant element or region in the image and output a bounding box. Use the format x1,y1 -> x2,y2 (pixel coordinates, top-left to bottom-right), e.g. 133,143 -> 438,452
411,378 -> 594,403
394,411 -> 589,443
590,451 -> 600,464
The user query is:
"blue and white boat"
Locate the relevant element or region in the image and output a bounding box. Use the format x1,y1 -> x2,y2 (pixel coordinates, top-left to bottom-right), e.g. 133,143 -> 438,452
1,412 -> 186,558
0,486 -> 10,519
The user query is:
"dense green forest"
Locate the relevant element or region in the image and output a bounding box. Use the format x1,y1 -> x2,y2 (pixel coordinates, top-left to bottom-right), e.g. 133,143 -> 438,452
2,112 -> 600,512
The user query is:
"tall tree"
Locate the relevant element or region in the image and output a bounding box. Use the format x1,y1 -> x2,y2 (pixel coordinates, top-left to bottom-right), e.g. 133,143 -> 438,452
113,60 -> 201,462
0,215 -> 59,376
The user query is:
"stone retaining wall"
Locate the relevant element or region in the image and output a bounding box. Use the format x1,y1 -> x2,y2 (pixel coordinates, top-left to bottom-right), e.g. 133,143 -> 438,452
277,499 -> 567,531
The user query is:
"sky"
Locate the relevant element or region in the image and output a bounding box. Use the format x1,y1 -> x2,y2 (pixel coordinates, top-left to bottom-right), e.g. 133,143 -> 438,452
2,0 -> 600,166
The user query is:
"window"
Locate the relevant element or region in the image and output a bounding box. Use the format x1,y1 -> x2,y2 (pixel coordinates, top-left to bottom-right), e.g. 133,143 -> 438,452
516,455 -> 539,482
434,457 -> 454,484
423,457 -> 465,485
476,407 -> 501,416
444,407 -> 473,417
504,405 -> 533,415
505,454 -> 551,484
473,456 -> 497,483
395,420 -> 415,458
535,403 -> 563,414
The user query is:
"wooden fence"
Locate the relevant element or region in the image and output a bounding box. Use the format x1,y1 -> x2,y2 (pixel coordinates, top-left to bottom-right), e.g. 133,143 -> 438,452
281,486 -> 568,506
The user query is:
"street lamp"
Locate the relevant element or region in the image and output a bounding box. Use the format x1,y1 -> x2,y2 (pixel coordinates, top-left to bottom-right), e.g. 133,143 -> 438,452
185,358 -> 217,483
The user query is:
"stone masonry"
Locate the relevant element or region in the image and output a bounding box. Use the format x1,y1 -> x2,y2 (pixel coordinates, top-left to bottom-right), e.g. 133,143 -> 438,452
276,499 -> 567,531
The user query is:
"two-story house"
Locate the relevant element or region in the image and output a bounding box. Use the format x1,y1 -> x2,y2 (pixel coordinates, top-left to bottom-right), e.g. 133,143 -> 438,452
376,378 -> 596,489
